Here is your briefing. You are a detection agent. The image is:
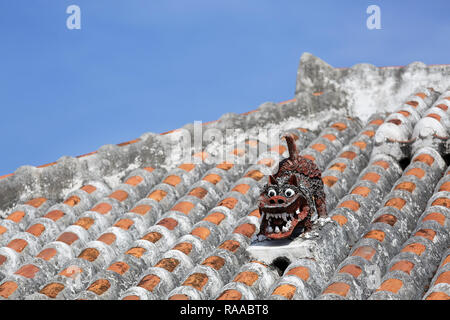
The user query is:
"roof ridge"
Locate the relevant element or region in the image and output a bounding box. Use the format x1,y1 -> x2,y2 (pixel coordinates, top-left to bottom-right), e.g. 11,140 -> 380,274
0,98 -> 300,181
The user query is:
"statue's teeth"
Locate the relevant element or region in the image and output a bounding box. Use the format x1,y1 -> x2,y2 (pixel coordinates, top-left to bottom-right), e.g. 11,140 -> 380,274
296,208 -> 300,215
267,226 -> 273,233
275,226 -> 280,233
282,213 -> 287,221
282,226 -> 289,233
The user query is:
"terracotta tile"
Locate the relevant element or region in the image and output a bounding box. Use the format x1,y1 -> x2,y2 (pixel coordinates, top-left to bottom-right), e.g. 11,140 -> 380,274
339,265 -> 362,278
390,261 -> 415,275
217,289 -> 242,300
377,279 -> 403,293
272,284 -> 297,299
40,283 -> 65,298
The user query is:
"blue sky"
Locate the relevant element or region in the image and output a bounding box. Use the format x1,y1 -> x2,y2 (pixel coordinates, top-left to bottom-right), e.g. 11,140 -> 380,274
0,0 -> 449,175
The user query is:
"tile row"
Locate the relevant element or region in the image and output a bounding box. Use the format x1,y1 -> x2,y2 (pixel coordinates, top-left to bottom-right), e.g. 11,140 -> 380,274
321,113 -> 385,210
0,197 -> 55,246
422,248 -> 450,300
317,147 -> 446,300
214,261 -> 280,300
162,209 -> 262,300
373,88 -> 439,161
412,89 -> 450,155
0,181 -> 111,281
76,159 -> 251,300
23,158 -> 209,300
299,117 -> 363,172
368,166 -> 450,300
0,166 -> 166,299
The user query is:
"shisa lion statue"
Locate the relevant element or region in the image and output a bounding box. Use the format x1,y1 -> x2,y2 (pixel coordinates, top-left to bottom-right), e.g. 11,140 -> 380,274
258,135 -> 327,240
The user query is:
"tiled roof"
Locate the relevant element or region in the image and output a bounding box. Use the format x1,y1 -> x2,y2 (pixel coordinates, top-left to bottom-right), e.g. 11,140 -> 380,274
0,54 -> 449,300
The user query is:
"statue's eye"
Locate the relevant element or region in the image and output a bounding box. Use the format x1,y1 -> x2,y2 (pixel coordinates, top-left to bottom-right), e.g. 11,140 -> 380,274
284,188 -> 295,197
267,189 -> 277,197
